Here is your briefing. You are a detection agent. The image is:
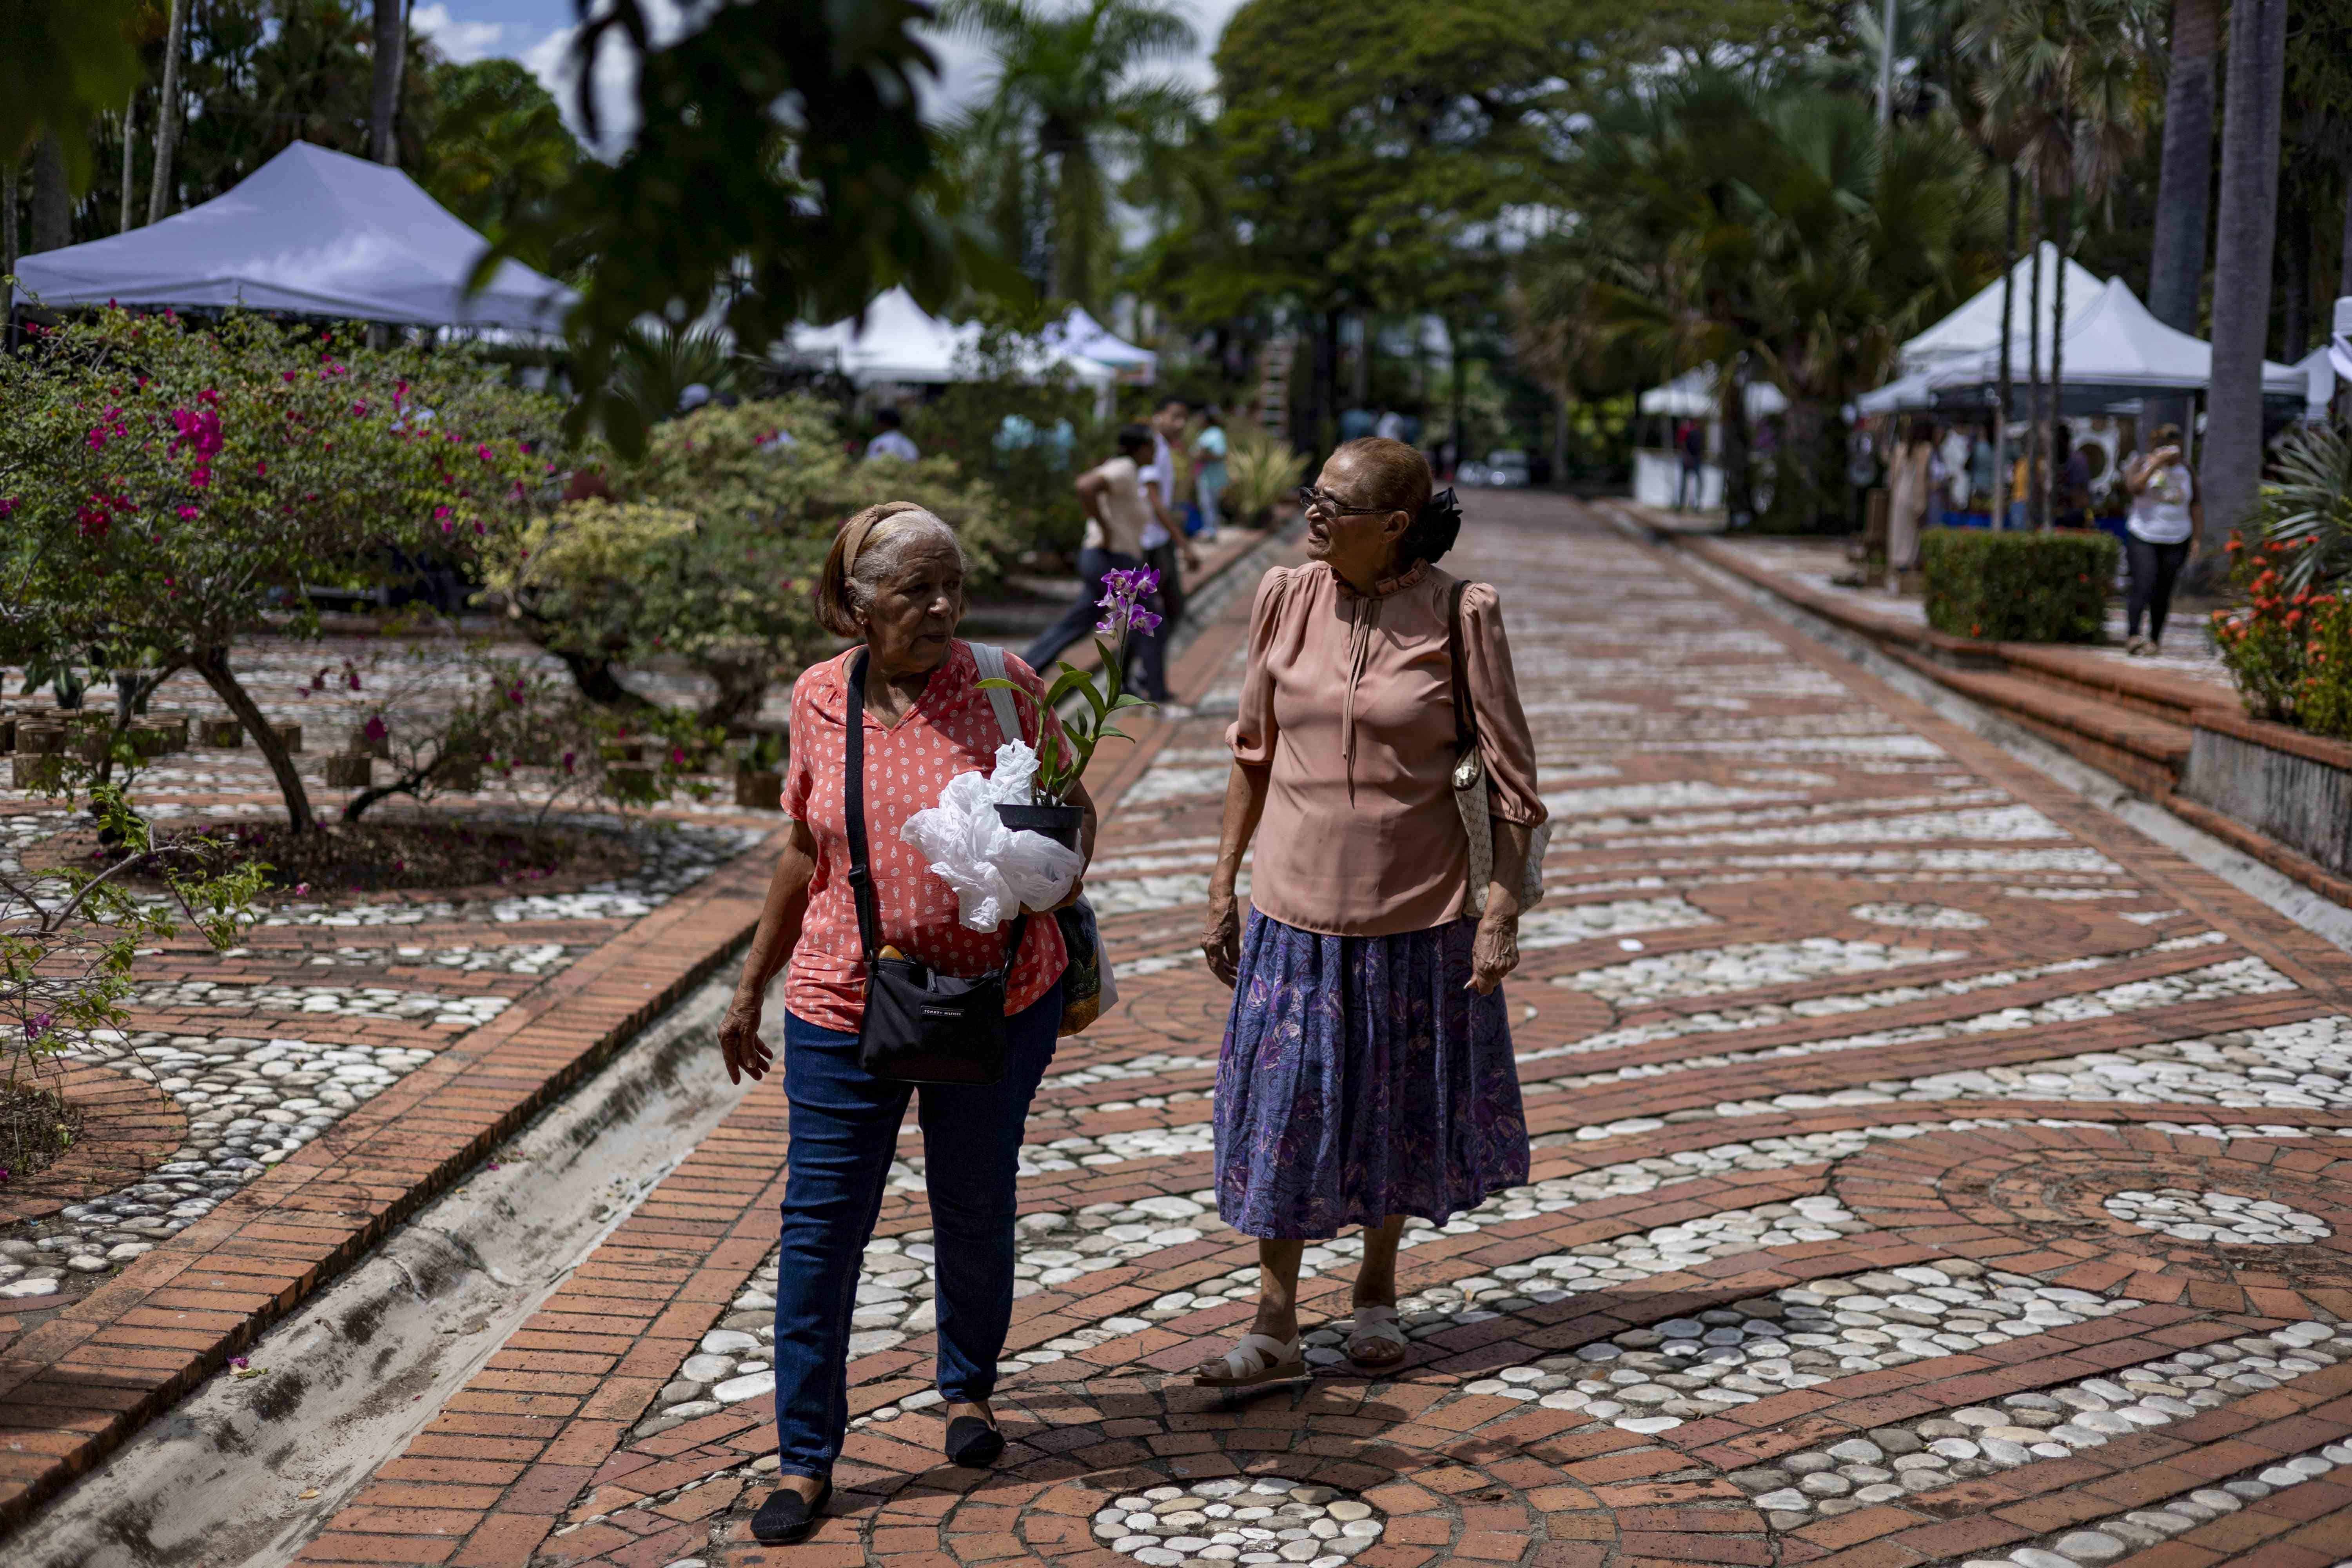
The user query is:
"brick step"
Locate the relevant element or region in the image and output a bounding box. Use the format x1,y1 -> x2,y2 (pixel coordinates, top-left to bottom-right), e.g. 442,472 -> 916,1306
1992,641 -> 2229,728
1884,649 -> 2194,799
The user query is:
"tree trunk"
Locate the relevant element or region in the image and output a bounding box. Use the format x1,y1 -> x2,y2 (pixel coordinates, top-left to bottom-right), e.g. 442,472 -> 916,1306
555,649 -> 654,711
1552,386 -> 1570,489
370,0 -> 408,165
192,646 -> 319,833
2147,0 -> 2220,334
2,162 -> 16,279
120,93 -> 138,232
2198,0 -> 2290,579
1350,313 -> 1372,406
2050,194 -> 2071,524
2027,216 -> 2044,528
1720,357 -> 1754,528
30,135 -> 70,253
149,0 -> 188,224
1316,309 -> 1340,458
2281,197 -> 2309,361
695,655 -> 775,731
2341,148 -> 2352,313
1993,167 -> 2018,530
1449,323 -> 1467,476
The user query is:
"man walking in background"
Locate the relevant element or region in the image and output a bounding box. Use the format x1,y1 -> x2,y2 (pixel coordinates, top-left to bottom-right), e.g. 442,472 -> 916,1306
1024,423 -> 1158,676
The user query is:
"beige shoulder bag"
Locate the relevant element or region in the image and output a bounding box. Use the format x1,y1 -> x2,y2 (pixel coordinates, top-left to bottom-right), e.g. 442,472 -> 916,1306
1448,579 -> 1548,917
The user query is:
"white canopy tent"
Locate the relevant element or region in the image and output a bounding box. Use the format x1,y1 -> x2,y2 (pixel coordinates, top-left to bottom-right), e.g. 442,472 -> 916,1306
1044,305 -> 1157,378
1896,242 -> 2107,372
1637,366 -> 1787,420
9,141 -> 574,330
1632,366 -> 1787,512
2305,296 -> 2352,418
787,288 -> 1116,393
1919,277 -> 2308,407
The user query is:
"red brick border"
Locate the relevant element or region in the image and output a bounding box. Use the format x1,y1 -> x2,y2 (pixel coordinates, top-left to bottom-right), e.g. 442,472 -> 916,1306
0,1061 -> 186,1227
0,835 -> 777,1530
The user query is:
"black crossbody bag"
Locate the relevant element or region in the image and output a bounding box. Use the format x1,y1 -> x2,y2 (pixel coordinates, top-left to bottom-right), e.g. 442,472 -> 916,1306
844,650 -> 1027,1085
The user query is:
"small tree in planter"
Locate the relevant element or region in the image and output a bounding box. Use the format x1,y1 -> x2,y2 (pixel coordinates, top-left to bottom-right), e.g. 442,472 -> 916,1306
480,397 -> 1016,727
0,307 -> 559,835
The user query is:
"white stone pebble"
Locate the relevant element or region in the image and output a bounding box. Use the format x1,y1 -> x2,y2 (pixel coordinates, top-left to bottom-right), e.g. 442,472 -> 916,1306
1734,1323 -> 2352,1528
1098,1483 -> 1382,1566
2102,1188 -> 2332,1244
1993,1439 -> 2352,1565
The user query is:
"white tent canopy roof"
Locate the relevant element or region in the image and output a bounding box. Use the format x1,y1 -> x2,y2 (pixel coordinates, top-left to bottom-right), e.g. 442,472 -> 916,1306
1923,276 -> 2307,398
1046,304 -> 1156,371
788,288 -> 1114,388
1637,365 -> 1788,419
1898,242 -> 2106,370
9,141 -> 574,330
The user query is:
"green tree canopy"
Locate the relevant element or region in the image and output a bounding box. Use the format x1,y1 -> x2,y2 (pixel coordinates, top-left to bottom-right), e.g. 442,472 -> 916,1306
414,57 -> 581,278
940,0 -> 1200,312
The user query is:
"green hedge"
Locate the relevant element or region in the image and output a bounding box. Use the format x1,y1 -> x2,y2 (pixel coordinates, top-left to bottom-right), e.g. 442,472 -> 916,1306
1920,529 -> 2118,644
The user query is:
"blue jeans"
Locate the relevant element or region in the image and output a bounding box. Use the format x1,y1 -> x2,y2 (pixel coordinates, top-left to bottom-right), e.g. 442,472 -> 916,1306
769,981 -> 1061,1481
1022,548 -> 1138,672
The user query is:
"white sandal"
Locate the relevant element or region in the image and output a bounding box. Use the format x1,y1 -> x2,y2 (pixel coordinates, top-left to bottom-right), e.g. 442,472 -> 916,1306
1194,1332 -> 1307,1388
1345,1306 -> 1408,1368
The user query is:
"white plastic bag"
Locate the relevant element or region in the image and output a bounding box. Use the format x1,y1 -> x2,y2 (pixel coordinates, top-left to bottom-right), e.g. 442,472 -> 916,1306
900,739 -> 1084,931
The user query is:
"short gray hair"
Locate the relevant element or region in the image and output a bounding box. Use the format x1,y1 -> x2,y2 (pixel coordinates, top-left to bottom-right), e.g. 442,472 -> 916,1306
846,509 -> 963,617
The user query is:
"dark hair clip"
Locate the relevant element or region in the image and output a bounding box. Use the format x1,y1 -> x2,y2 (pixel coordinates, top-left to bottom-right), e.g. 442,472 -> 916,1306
1408,486 -> 1464,564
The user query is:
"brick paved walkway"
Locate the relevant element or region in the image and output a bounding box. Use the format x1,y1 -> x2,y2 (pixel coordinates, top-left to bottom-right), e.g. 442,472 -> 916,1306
126,494 -> 2352,1567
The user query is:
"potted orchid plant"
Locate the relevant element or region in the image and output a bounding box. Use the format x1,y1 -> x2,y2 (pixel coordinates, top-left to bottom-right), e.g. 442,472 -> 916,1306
980,565 -> 1162,848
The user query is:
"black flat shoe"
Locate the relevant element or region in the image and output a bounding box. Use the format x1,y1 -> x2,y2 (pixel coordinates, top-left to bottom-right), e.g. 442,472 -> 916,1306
750,1479 -> 832,1545
944,1414 -> 1005,1468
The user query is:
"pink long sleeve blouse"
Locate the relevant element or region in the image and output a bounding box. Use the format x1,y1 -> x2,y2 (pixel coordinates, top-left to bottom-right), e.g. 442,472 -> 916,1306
1226,561 -> 1544,936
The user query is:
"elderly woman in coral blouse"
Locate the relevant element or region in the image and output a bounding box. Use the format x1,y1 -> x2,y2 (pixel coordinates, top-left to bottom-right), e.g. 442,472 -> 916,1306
1197,436 -> 1544,1383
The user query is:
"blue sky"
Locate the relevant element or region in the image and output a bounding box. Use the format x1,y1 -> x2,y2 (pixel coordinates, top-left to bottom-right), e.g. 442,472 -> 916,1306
410,0 -> 1244,151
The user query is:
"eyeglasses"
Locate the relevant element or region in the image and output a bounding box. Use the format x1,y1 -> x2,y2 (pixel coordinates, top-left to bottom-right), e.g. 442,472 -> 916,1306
1296,485 -> 1393,518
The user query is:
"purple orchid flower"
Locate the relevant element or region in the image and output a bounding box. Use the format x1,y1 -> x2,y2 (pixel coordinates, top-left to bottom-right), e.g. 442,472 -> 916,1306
1095,565 -> 1163,639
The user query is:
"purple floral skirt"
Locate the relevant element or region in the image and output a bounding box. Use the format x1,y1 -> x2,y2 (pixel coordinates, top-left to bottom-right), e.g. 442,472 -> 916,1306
1213,909 -> 1529,1240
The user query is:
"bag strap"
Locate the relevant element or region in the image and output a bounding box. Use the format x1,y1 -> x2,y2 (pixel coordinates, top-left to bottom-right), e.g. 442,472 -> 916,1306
844,647 -> 1029,980
843,650 -> 885,964
968,641 -> 1022,747
1447,579 -> 1479,759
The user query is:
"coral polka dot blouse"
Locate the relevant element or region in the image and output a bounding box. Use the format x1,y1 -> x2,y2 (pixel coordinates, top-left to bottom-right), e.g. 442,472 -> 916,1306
781,640 -> 1070,1033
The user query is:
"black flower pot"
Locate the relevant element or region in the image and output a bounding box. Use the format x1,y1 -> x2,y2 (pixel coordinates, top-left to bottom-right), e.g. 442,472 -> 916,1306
996,802 -> 1083,849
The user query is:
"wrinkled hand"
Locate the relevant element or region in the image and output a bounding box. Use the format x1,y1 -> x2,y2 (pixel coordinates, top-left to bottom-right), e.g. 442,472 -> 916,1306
1022,876 -> 1085,918
1202,895 -> 1242,987
718,992 -> 773,1084
1468,911 -> 1520,994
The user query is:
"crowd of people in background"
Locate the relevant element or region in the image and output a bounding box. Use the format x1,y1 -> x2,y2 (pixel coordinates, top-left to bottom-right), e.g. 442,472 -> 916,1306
1842,411 -> 2202,657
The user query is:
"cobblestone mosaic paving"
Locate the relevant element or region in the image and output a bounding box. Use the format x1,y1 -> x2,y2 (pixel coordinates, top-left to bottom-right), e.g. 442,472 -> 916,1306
275,494 -> 2352,1568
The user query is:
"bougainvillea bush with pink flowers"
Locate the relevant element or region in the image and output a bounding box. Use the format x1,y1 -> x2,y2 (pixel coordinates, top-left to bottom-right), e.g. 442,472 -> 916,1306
0,307 -> 562,831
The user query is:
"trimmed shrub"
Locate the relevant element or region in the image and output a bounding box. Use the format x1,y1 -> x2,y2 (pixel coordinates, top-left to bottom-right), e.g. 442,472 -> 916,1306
1921,529 -> 2118,644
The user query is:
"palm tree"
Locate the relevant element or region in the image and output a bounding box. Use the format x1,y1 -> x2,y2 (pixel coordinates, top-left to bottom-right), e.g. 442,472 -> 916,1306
941,0 -> 1199,310
2145,0 -> 2219,334
1577,73 -> 1995,530
2199,0 -> 2291,581
1965,0 -> 2155,526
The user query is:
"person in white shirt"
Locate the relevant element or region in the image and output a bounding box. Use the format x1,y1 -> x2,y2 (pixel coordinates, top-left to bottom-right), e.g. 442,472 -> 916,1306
2120,423 -> 2203,656
1132,397 -> 1200,702
864,407 -> 919,463
1374,408 -> 1406,442
1022,425 -> 1157,673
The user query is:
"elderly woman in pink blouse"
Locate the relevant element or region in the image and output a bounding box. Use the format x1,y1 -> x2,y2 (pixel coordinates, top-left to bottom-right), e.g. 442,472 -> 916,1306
1196,437 -> 1544,1385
